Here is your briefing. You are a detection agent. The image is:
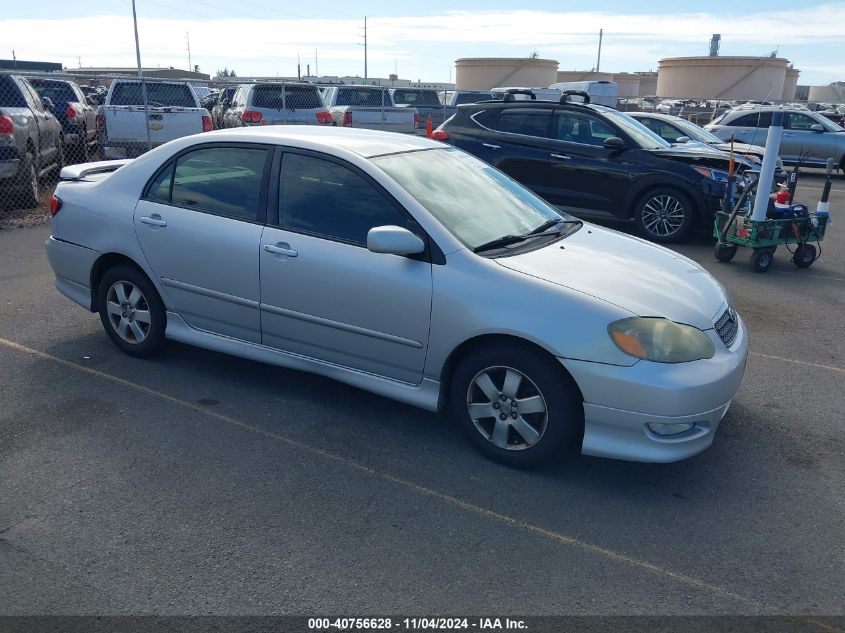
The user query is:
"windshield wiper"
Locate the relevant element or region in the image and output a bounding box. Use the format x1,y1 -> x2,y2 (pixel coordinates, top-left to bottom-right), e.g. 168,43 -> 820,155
473,219 -> 582,253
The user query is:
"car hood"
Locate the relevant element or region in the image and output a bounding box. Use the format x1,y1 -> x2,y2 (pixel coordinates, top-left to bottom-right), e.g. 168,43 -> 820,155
496,224 -> 726,330
712,141 -> 765,158
651,143 -> 755,169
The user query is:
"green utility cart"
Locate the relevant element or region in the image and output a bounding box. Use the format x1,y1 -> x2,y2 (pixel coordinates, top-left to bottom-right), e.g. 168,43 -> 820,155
713,211 -> 829,273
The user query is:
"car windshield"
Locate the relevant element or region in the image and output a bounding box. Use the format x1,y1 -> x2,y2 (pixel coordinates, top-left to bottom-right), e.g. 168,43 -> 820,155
372,148 -> 575,251
810,113 -> 845,132
668,117 -> 724,143
604,111 -> 671,149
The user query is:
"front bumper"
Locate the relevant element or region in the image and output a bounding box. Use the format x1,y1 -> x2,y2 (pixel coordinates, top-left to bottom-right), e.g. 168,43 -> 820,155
560,315 -> 748,462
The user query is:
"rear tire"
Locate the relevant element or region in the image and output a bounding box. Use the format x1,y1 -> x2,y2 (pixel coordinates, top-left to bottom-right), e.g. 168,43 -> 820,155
449,344 -> 583,467
18,152 -> 39,209
634,188 -> 696,243
97,265 -> 166,358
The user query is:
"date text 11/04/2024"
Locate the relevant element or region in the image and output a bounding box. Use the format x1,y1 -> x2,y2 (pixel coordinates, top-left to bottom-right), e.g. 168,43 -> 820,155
308,618 -> 528,630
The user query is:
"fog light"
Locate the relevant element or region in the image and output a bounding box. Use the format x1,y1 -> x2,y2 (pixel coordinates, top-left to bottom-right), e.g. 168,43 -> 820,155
647,422 -> 695,436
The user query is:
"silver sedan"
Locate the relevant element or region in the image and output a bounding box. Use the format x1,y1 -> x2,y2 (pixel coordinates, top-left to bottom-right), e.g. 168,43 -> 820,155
45,127 -> 747,467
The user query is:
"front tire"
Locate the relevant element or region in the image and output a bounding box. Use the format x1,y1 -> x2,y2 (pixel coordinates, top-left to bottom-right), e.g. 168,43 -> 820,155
634,188 -> 696,243
449,344 -> 583,467
97,265 -> 166,358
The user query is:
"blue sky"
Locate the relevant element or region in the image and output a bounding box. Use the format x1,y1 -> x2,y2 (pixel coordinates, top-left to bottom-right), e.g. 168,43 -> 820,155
2,0 -> 843,85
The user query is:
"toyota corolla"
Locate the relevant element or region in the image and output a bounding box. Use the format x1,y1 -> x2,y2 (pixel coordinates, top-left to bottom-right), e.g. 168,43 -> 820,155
45,127 -> 747,467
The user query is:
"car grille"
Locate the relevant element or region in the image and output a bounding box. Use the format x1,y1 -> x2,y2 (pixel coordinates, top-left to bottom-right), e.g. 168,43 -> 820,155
715,307 -> 738,347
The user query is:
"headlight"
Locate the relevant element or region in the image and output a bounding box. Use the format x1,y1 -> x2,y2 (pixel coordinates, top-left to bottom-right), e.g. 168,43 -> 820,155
693,166 -> 729,182
608,317 -> 715,363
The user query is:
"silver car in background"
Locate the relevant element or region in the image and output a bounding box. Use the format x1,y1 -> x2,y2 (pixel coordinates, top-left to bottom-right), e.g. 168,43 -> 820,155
45,127 -> 747,467
223,83 -> 333,128
705,106 -> 845,172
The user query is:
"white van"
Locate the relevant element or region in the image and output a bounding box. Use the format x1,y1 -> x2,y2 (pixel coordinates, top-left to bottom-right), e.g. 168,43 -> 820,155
490,86 -> 562,102
549,81 -> 618,107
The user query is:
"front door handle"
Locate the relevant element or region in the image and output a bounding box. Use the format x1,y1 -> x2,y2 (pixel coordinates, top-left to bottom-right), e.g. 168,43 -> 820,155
140,215 -> 167,227
264,243 -> 298,257
550,153 -> 570,160
482,143 -> 501,150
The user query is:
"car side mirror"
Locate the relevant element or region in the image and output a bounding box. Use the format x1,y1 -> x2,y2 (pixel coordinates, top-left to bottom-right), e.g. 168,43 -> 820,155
810,124 -> 824,133
675,135 -> 691,143
603,136 -> 625,151
367,225 -> 425,256
42,97 -> 54,111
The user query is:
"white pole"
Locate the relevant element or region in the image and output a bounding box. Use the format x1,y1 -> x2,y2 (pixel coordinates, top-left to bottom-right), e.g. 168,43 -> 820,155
131,0 -> 152,152
751,110 -> 783,221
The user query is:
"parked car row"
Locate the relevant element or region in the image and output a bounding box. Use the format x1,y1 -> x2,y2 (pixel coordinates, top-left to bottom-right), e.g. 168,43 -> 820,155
0,74 -> 66,208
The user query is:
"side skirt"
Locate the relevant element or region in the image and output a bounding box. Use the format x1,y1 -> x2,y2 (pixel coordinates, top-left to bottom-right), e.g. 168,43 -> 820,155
164,312 -> 443,412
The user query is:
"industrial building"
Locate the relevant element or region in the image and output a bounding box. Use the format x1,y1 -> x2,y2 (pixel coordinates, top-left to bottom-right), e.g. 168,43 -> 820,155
455,57 -> 559,91
657,55 -> 799,101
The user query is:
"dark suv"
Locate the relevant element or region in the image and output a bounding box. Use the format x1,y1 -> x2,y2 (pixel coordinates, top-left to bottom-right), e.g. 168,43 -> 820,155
436,91 -> 753,242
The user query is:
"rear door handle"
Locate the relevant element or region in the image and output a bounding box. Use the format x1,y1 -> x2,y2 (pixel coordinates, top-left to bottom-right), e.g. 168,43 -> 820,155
264,243 -> 298,257
140,215 -> 167,227
482,143 -> 501,150
550,153 -> 570,160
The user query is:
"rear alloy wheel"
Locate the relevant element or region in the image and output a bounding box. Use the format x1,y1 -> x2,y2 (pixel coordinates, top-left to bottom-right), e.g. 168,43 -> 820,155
450,345 -> 582,467
635,188 -> 695,243
97,265 -> 166,358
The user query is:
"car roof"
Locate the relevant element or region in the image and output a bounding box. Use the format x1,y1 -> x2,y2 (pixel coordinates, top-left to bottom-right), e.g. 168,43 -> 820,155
201,126 -> 441,158
457,100 -> 614,113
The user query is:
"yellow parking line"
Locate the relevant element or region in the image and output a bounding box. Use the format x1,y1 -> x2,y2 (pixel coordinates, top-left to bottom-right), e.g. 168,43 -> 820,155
0,335 -> 816,613
749,351 -> 844,374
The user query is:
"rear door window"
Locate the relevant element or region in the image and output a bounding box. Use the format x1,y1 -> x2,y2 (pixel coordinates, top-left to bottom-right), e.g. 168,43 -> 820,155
153,146 -> 269,221
488,109 -> 554,138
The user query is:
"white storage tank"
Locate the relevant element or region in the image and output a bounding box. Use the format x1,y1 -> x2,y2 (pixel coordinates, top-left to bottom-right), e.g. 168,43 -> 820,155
455,57 -> 559,91
657,56 -> 791,100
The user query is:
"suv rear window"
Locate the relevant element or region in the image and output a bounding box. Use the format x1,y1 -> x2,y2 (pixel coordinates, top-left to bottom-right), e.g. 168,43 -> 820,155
252,85 -> 323,109
0,76 -> 26,107
729,112 -> 773,128
110,82 -> 196,107
392,90 -> 440,106
335,88 -> 388,107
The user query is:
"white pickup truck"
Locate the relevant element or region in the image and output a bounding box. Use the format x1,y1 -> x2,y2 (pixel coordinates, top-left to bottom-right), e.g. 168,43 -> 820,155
97,80 -> 212,158
322,86 -> 417,134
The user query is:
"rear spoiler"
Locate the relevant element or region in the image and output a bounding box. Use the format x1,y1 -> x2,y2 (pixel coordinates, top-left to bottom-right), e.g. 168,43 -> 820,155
60,159 -> 132,182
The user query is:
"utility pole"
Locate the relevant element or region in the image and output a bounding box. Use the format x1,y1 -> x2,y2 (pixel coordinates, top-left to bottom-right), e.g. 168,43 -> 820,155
186,32 -> 191,73
315,48 -> 318,78
11,50 -> 17,70
596,28 -> 603,72
364,17 -> 368,79
297,52 -> 301,80
131,0 -> 152,151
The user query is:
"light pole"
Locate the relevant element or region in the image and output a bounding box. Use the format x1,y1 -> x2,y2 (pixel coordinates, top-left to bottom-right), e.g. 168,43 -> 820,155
131,0 -> 152,152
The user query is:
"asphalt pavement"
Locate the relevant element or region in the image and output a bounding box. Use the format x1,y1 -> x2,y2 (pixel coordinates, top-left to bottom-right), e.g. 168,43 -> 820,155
0,171 -> 842,618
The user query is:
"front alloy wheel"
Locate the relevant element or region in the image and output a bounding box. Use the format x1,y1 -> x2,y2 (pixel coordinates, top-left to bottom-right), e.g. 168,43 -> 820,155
635,188 -> 695,242
450,345 -> 583,467
467,366 -> 548,451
